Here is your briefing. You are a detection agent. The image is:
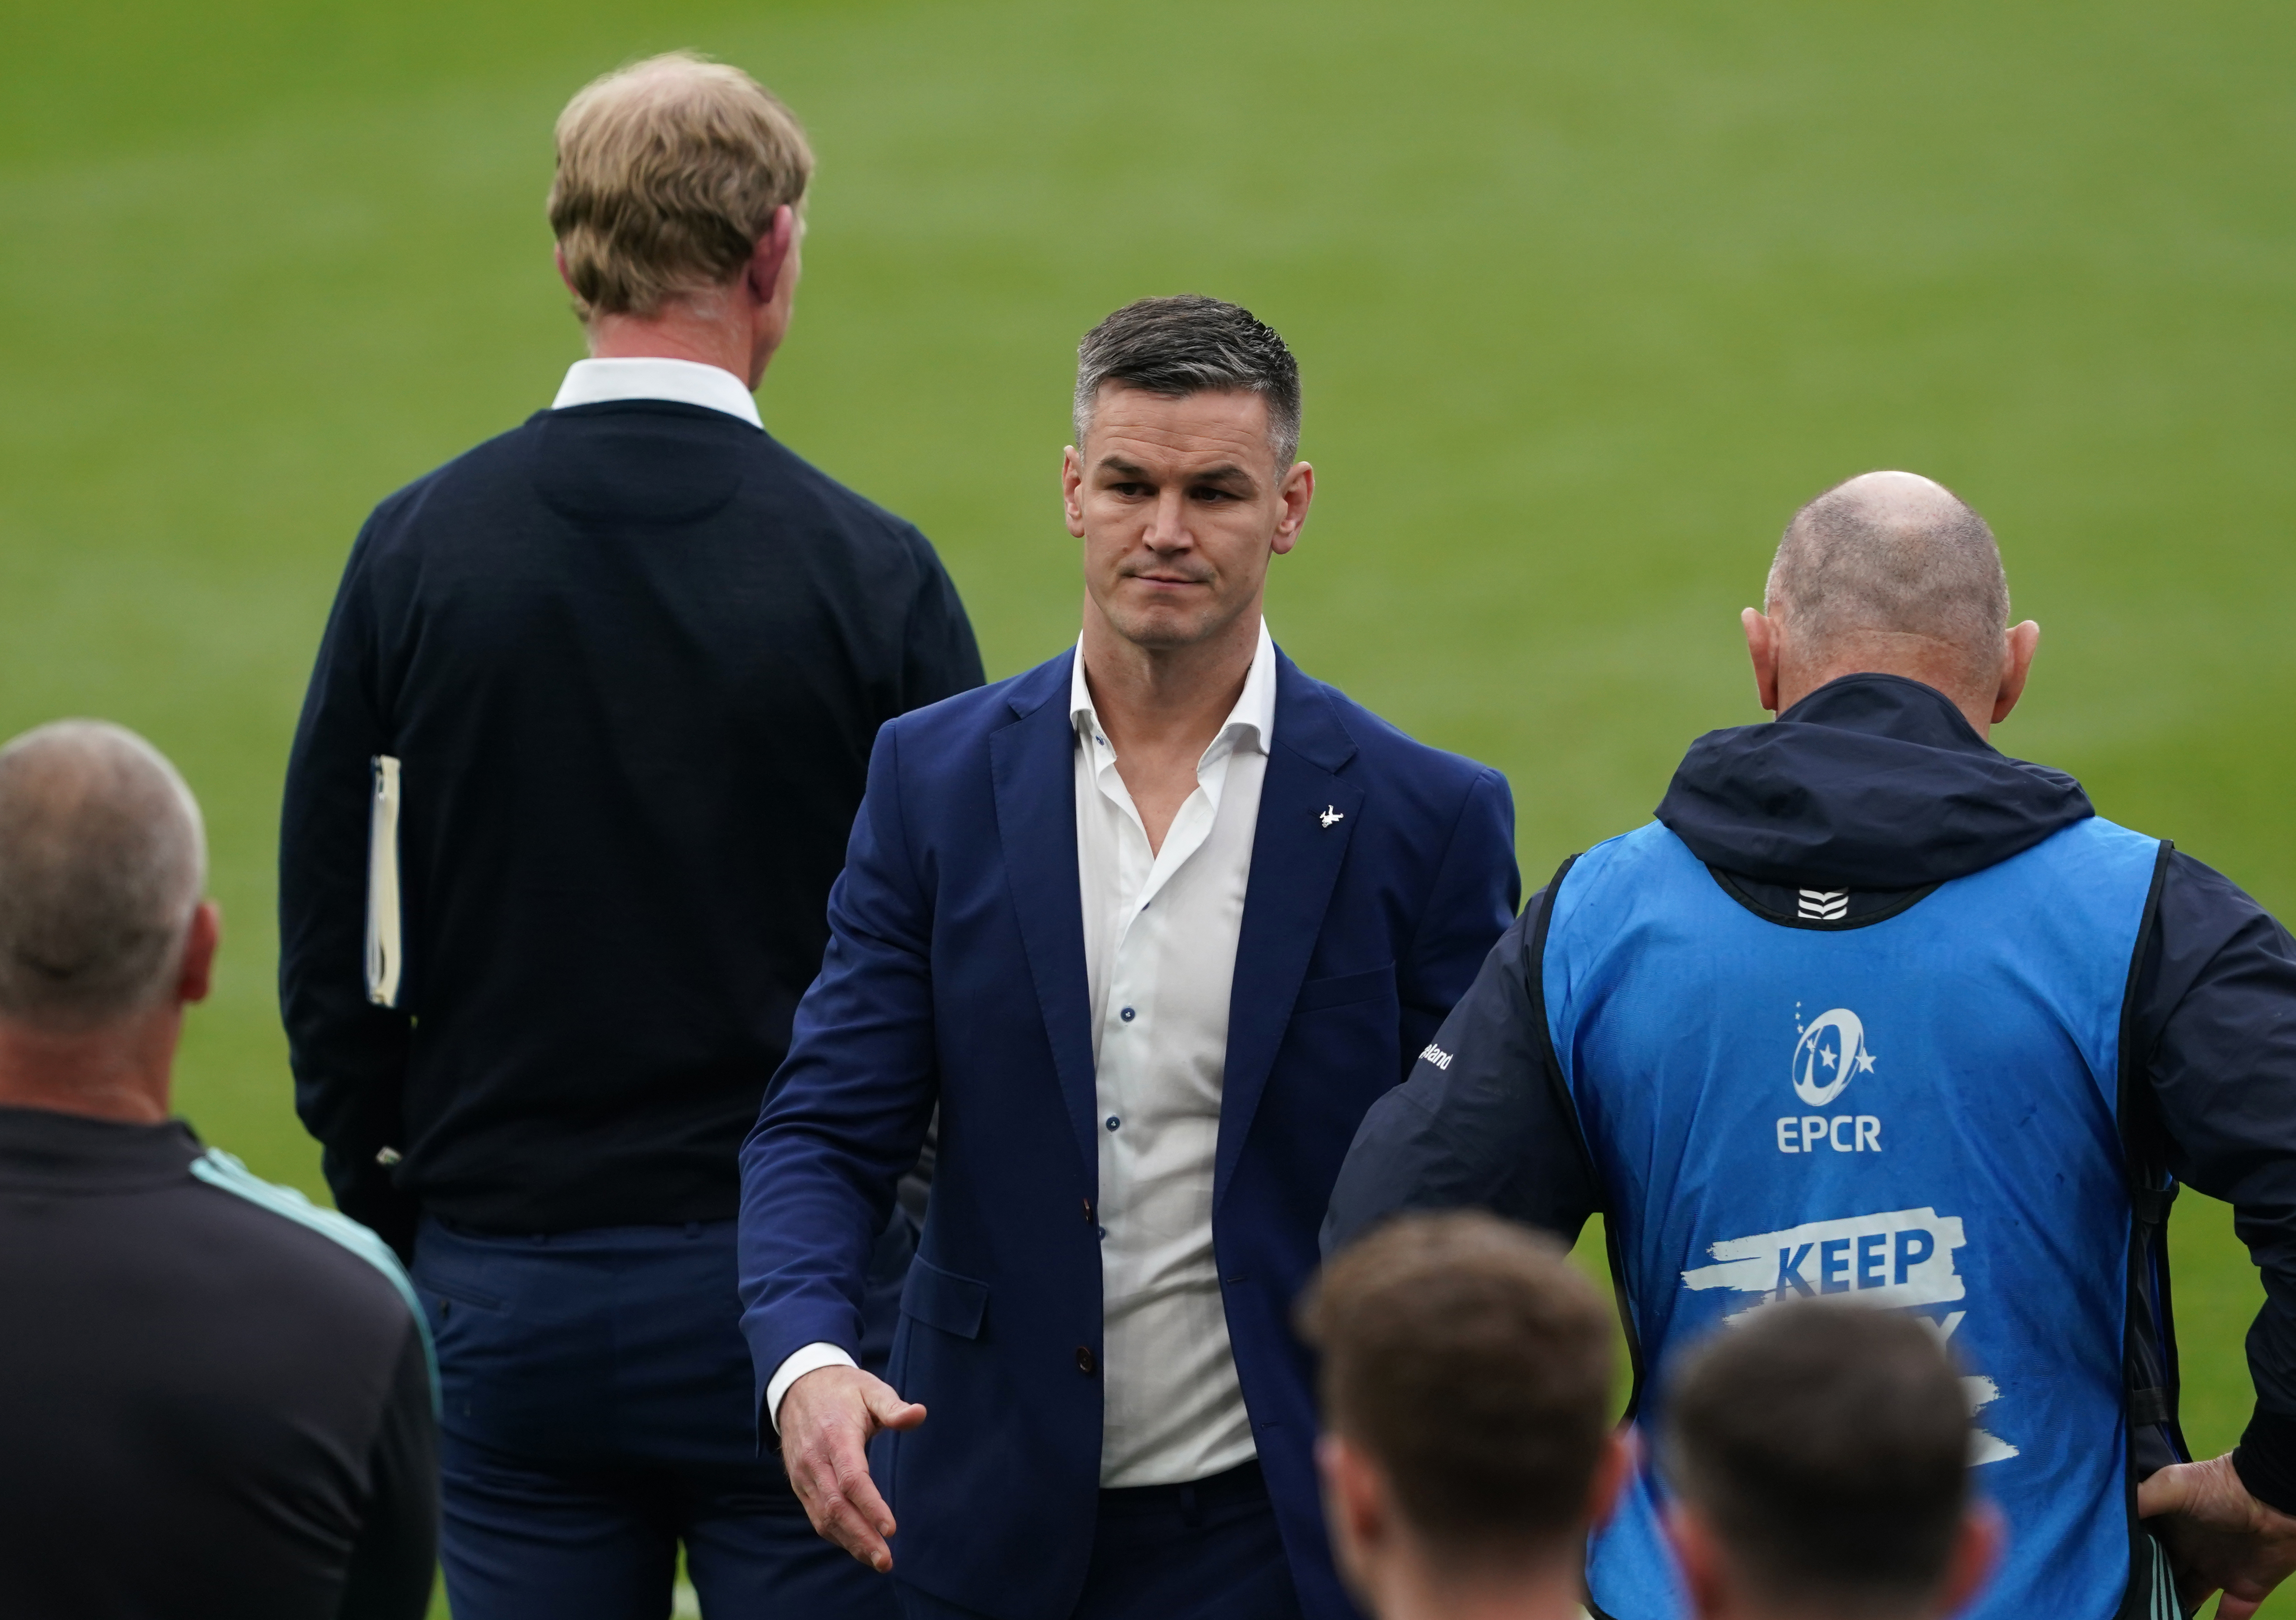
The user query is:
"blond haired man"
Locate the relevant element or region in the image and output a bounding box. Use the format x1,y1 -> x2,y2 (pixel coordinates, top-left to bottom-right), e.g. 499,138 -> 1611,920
281,52 -> 979,1620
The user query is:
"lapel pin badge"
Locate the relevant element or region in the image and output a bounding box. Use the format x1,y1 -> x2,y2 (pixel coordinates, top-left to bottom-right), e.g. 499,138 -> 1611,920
1319,805 -> 1345,829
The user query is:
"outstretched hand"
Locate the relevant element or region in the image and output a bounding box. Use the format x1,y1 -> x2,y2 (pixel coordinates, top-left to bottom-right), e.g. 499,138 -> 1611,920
778,1365 -> 928,1573
2141,1451 -> 2296,1620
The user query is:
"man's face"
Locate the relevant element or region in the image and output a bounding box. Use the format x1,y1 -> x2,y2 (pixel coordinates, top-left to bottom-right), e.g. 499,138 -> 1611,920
1063,385 -> 1312,652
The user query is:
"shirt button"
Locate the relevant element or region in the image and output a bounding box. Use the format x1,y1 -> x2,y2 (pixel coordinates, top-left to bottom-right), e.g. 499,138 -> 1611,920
1119,1006 -> 1136,1022
1105,1115 -> 1121,1132
1077,1346 -> 1099,1376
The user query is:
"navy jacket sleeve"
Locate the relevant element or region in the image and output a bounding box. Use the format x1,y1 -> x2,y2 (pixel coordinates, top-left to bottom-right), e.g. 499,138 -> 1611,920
885,526 -> 977,1222
900,527 -> 985,709
280,520 -> 418,1259
1324,880 -> 1603,1255
2134,851 -> 2296,1510
1396,767 -> 1523,1076
737,720 -> 942,1412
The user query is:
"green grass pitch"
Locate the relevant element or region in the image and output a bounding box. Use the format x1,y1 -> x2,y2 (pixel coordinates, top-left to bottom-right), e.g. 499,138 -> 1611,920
4,2 -> 2292,1614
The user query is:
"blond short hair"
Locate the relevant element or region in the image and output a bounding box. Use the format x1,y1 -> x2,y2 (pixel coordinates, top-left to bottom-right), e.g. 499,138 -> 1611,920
547,52 -> 813,322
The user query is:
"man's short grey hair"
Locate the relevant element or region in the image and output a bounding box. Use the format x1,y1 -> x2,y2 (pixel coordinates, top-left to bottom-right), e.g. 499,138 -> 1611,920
0,721 -> 206,1029
1073,295 -> 1303,469
1766,471 -> 2010,685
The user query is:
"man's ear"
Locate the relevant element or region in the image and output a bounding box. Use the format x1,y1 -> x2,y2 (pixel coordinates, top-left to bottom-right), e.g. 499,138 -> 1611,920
1934,1502 -> 2002,1616
553,243 -> 578,298
1270,460 -> 1314,556
1061,445 -> 1090,539
1991,620 -> 2040,725
746,204 -> 797,306
1742,607 -> 1782,715
1665,1500 -> 1731,1620
1319,1434 -> 1385,1550
177,900 -> 221,1006
1318,1434 -> 1393,1611
1587,1429 -> 1634,1531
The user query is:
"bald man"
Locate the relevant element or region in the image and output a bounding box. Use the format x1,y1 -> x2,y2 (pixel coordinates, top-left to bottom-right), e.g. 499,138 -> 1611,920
1326,472 -> 2296,1620
0,721 -> 436,1619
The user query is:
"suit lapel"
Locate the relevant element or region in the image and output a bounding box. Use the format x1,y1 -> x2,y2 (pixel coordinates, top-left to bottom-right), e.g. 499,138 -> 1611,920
1216,653 -> 1361,1212
988,652 -> 1101,1186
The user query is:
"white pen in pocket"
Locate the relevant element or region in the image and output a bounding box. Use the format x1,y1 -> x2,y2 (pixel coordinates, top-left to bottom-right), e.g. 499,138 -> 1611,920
365,754 -> 403,1008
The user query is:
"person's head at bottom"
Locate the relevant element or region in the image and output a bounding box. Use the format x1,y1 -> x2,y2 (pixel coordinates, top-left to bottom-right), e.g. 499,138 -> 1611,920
1662,1300 -> 2001,1620
1299,1210 -> 1628,1620
0,720 -> 216,1120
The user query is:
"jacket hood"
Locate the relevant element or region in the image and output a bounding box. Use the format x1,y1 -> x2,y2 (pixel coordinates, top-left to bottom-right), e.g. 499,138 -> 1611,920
1654,673 -> 2093,889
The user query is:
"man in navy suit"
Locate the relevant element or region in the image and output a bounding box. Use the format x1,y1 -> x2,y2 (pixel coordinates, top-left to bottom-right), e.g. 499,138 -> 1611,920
738,296 -> 1521,1620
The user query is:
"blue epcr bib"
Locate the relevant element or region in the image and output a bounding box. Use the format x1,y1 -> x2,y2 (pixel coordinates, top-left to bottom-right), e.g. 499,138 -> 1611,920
1541,817 -> 2166,1620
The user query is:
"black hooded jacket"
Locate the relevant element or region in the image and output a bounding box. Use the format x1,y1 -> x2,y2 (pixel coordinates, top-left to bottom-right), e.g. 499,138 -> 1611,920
1325,673 -> 2296,1509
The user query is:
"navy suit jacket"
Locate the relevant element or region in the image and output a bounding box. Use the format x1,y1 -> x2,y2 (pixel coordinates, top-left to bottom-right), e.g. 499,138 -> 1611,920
737,645 -> 1519,1620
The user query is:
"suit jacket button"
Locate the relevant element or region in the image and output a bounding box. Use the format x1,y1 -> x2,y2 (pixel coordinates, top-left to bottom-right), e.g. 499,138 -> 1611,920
1076,1346 -> 1098,1376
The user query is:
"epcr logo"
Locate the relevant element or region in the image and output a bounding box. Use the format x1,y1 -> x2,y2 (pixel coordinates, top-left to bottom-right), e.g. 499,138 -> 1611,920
1792,1008 -> 1877,1107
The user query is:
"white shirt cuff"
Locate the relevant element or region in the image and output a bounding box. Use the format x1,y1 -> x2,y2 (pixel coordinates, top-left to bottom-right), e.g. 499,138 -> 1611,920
767,1342 -> 859,1432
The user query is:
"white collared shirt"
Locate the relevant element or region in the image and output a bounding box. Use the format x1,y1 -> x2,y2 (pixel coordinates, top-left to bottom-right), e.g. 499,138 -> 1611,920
551,356 -> 762,427
1073,620 -> 1274,1486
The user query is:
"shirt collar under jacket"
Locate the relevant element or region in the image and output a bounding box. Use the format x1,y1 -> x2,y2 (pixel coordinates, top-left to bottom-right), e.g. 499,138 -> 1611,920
550,357 -> 764,429
1069,618 -> 1277,765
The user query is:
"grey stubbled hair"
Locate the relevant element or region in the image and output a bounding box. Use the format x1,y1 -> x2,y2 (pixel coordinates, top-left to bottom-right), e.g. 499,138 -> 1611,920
1073,295 -> 1303,468
0,720 -> 205,1028
1765,472 -> 2010,665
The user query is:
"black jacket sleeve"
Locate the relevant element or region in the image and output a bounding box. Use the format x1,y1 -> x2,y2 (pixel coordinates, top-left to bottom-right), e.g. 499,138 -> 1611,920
280,520 -> 418,1259
1323,884 -> 1603,1256
2133,851 -> 2296,1511
335,1322 -> 439,1620
898,527 -> 985,710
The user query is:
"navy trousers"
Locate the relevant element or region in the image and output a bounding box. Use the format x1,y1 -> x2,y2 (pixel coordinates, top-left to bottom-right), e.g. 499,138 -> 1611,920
413,1216 -> 906,1620
893,1460 -> 1304,1620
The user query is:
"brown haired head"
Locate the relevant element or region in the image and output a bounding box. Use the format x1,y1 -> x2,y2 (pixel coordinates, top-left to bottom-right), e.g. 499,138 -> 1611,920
1300,1210 -> 1616,1568
1662,1299 -> 1985,1616
547,52 -> 814,323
